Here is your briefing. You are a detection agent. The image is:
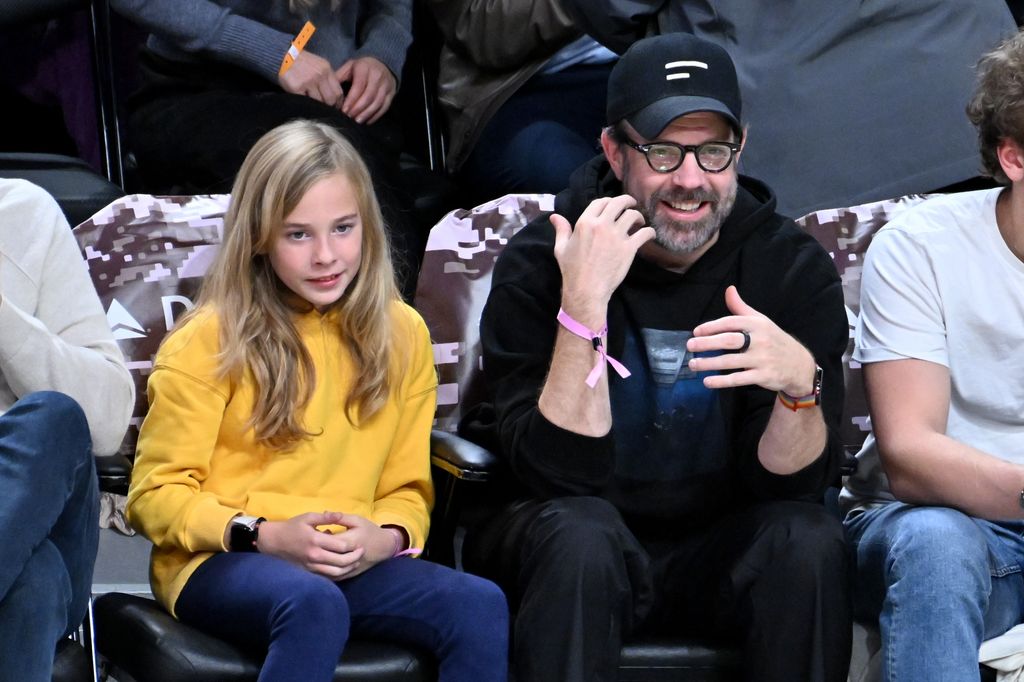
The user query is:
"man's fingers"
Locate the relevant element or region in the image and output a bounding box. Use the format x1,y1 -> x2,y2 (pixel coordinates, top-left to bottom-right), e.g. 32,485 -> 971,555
630,225 -> 657,246
701,368 -> 760,390
691,315 -> 752,339
550,213 -> 572,250
724,285 -> 759,317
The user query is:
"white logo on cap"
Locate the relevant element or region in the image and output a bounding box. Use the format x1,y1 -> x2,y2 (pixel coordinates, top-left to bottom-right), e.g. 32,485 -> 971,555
665,61 -> 708,81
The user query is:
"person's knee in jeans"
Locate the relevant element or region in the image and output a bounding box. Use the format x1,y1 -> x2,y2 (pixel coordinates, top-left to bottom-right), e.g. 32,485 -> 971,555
6,391 -> 90,459
872,506 -> 992,609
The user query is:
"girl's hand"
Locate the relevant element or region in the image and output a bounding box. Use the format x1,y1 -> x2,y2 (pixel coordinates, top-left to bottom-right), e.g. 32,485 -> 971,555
330,513 -> 401,580
256,511 -> 365,579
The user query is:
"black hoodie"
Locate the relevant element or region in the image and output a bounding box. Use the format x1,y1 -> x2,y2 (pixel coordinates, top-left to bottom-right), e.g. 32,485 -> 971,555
476,155 -> 847,528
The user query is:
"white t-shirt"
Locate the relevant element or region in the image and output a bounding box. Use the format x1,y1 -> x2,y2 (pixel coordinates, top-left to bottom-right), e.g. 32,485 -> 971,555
840,188 -> 1024,514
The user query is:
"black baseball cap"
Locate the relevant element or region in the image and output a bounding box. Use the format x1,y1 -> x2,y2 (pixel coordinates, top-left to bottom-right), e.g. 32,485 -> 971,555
606,33 -> 742,140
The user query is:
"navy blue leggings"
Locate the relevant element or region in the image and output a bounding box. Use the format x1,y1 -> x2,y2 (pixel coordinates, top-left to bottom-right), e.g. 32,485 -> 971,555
175,552 -> 509,682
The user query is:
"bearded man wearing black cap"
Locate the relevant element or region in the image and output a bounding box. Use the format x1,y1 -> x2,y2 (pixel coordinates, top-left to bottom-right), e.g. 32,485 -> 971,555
464,32 -> 851,682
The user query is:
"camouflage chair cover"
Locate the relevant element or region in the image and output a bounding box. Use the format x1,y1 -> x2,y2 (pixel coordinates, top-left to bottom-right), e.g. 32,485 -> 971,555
414,193 -> 555,433
794,194 -> 932,454
74,193 -> 231,458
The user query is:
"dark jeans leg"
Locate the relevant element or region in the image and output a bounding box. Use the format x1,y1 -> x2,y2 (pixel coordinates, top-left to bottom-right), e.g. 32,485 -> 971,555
0,392 -> 98,677
177,553 -> 350,682
460,63 -> 612,199
176,553 -> 509,682
650,501 -> 852,682
464,496 -> 654,682
342,557 -> 509,682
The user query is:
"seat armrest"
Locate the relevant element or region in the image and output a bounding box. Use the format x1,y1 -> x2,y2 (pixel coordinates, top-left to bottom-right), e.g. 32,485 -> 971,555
96,453 -> 132,495
839,448 -> 858,476
429,430 -> 497,482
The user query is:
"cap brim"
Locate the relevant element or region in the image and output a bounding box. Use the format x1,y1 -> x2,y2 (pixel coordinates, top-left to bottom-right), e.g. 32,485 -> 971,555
627,96 -> 740,139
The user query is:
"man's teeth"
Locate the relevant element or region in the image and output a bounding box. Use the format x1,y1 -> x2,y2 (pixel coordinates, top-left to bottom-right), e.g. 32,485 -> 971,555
669,200 -> 703,211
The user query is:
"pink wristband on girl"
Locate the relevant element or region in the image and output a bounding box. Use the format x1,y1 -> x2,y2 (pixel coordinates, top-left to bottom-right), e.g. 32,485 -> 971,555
556,308 -> 631,388
385,526 -> 422,558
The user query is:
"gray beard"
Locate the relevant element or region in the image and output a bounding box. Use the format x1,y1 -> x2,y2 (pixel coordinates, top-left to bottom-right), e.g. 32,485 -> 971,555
637,183 -> 737,255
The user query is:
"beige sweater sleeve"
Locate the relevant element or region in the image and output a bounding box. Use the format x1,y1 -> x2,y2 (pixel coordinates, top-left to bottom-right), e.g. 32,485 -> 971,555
0,179 -> 134,454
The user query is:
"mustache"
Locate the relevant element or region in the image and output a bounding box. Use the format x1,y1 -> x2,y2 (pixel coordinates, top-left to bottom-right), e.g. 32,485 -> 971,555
652,188 -> 720,205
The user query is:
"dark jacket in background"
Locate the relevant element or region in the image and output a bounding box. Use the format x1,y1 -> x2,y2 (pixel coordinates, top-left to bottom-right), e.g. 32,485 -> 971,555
428,0 -> 580,172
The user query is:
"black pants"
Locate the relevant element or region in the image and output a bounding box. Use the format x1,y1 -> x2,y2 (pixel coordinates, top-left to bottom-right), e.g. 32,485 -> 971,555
126,50 -> 423,299
465,496 -> 851,682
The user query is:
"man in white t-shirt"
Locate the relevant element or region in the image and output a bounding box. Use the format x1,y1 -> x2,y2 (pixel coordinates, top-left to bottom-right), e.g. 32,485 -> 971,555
840,30 -> 1024,680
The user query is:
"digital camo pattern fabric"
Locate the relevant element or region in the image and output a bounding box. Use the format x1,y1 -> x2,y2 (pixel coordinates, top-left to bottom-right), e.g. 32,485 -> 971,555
796,193 -> 933,451
73,194 -> 230,456
414,194 -> 555,433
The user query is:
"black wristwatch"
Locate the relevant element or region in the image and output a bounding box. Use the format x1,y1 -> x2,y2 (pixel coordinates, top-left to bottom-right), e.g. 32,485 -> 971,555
229,515 -> 265,552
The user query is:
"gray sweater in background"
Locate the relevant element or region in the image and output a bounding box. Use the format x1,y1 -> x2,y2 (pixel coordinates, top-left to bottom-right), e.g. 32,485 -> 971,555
110,0 -> 412,85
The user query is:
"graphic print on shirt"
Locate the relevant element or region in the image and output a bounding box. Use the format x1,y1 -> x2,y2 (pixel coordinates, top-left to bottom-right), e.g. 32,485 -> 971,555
610,327 -> 725,483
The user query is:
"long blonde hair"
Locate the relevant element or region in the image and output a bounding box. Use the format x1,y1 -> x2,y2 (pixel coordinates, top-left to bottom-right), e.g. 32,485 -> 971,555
192,119 -> 400,449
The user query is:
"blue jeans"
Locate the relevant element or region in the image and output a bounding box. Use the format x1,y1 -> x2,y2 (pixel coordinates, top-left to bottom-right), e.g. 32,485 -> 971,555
0,392 -> 99,680
460,62 -> 612,199
176,551 -> 509,682
846,502 -> 1024,681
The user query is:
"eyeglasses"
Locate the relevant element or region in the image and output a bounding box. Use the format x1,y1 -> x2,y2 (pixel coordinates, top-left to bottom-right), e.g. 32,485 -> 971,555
622,138 -> 741,174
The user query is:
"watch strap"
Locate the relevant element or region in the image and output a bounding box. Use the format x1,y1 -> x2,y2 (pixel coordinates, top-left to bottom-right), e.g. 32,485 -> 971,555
777,365 -> 823,411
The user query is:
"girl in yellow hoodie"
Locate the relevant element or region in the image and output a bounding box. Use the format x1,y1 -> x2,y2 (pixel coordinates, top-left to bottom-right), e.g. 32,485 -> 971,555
127,119 -> 508,681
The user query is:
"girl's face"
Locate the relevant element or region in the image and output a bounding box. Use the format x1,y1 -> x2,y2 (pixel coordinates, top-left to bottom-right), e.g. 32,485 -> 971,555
269,172 -> 363,311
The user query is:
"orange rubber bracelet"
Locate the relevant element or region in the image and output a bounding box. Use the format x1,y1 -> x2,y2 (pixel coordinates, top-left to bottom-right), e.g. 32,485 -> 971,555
279,21 -> 316,76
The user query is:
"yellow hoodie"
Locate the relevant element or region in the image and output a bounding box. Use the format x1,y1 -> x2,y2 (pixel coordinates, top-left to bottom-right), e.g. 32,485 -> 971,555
127,301 -> 437,613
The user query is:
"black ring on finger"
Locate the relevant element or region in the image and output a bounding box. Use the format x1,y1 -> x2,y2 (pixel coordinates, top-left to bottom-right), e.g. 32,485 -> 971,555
738,330 -> 751,353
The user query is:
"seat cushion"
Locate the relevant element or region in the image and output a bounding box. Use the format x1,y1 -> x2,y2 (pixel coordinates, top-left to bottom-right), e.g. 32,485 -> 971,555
93,593 -> 435,682
0,152 -> 123,227
52,637 -> 92,682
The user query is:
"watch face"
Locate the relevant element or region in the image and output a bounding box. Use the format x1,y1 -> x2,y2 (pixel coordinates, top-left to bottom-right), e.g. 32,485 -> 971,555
233,515 -> 261,530
229,517 -> 262,552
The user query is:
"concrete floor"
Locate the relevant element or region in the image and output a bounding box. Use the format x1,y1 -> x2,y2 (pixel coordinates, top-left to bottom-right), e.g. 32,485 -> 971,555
92,527 -> 151,597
